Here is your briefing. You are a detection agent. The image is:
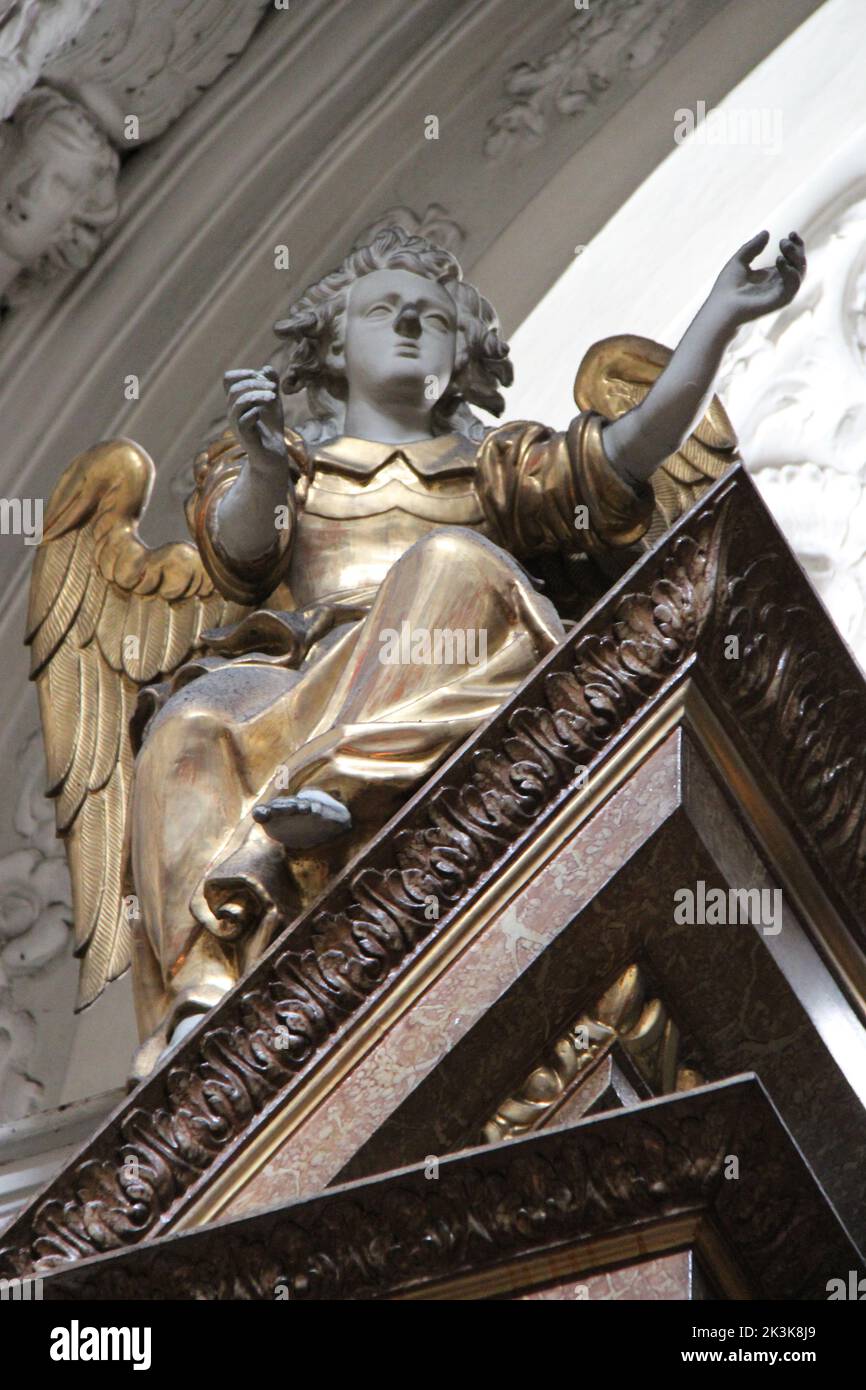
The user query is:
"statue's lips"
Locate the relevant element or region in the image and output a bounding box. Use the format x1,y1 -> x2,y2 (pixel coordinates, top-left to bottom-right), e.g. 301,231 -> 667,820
393,343 -> 421,357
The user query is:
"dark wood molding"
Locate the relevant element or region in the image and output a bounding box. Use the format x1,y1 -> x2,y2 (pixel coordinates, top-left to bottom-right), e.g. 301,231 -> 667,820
34,1077 -> 863,1301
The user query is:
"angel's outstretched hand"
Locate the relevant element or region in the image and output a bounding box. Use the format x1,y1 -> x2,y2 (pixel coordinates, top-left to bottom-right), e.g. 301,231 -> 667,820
709,230 -> 806,329
599,231 -> 805,488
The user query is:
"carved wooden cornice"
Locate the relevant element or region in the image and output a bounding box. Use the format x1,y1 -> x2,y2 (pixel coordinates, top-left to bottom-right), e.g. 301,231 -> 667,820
4,465 -> 866,1278
33,1078 -> 864,1301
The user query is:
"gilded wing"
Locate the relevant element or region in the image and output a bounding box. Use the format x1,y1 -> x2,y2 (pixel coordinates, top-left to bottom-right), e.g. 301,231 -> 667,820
574,334 -> 740,543
26,439 -> 246,1009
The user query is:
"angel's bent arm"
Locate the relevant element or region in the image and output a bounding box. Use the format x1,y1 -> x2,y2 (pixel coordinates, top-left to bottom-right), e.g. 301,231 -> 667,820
187,429 -> 302,607
216,448 -> 294,566
184,366 -> 307,605
214,365 -> 297,567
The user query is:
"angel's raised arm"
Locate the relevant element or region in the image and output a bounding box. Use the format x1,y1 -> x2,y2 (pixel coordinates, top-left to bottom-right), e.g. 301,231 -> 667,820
602,232 -> 805,488
475,335 -> 740,569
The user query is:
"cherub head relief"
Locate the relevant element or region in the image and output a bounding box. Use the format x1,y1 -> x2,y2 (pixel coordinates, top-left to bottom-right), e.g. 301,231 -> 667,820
274,227 -> 513,444
0,86 -> 119,304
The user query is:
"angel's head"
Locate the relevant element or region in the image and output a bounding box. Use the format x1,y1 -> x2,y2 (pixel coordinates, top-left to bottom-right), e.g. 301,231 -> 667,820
274,227 -> 513,443
0,88 -> 118,278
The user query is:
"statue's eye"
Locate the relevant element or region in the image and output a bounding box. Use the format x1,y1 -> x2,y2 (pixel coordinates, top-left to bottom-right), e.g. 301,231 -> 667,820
365,304 -> 392,319
426,312 -> 451,330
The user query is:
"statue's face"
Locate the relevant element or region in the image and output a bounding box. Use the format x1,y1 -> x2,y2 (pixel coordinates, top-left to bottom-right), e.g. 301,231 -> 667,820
341,268 -> 457,410
0,120 -> 100,262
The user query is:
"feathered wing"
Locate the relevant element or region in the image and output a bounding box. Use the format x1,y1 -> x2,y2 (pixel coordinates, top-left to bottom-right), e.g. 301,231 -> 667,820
574,334 -> 740,543
26,439 -> 246,1010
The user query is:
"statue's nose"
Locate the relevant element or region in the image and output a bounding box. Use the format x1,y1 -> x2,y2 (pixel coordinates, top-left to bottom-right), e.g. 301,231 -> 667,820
394,306 -> 422,339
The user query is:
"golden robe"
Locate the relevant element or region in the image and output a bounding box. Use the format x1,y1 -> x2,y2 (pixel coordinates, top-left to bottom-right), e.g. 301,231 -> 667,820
128,414 -> 653,1054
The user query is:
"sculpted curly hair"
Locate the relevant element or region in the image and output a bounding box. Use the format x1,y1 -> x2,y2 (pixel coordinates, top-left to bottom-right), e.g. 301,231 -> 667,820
273,227 -> 513,444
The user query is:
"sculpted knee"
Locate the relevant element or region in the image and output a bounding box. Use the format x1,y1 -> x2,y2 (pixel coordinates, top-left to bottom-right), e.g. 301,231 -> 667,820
145,682 -> 227,747
407,525 -> 500,568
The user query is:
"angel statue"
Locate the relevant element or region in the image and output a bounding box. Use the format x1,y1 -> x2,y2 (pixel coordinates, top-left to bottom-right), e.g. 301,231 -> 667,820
27,225 -> 805,1080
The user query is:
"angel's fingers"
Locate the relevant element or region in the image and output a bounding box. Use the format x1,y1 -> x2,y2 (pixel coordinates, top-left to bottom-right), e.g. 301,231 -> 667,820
229,393 -> 276,419
224,369 -> 274,393
238,405 -> 270,426
780,237 -> 806,274
226,374 -> 274,397
227,387 -> 273,412
776,255 -> 801,294
227,378 -> 276,397
735,229 -> 770,266
228,387 -> 276,409
224,366 -> 273,381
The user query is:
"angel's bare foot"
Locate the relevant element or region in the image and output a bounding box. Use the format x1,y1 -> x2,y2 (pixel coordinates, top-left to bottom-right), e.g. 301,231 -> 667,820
252,788 -> 352,849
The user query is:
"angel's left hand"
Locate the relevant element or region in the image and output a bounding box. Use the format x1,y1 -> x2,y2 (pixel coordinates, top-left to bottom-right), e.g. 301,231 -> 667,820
710,230 -> 806,328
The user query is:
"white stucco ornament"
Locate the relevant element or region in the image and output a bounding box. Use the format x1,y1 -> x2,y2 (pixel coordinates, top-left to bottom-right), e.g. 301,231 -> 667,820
716,189 -> 866,668
0,0 -> 101,118
0,85 -> 118,306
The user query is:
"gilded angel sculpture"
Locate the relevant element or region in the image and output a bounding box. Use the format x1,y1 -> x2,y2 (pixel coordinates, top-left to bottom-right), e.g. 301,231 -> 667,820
26,225 -> 805,1080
